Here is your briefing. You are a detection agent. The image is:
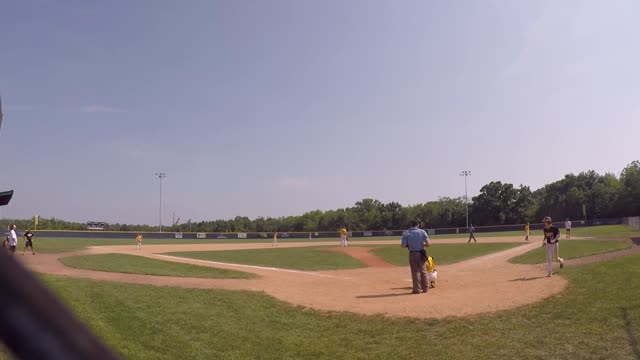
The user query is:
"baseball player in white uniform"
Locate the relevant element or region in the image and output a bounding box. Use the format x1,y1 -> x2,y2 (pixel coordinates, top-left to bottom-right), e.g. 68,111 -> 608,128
542,216 -> 565,277
8,225 -> 18,254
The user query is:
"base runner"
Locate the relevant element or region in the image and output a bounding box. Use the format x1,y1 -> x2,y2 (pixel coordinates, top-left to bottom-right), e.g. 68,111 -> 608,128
542,216 -> 565,277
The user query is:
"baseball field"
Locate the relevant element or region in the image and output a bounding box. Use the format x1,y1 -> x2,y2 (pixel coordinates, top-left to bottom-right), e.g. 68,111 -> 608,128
4,225 -> 640,359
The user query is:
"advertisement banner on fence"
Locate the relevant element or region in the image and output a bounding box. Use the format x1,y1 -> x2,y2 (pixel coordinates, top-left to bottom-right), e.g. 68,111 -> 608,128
237,233 -> 247,239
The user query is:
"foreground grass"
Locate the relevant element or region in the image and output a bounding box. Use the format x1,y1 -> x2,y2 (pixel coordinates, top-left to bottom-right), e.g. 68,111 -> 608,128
510,240 -> 632,264
371,243 -> 525,266
0,254 -> 635,359
59,253 -> 254,279
168,247 -> 366,271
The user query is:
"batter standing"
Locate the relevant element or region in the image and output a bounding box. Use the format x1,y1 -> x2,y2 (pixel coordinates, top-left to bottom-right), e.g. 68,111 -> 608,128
23,229 -> 36,255
542,216 -> 565,277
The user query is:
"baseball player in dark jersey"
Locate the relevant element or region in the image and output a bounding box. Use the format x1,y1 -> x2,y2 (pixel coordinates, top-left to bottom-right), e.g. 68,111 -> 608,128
23,229 -> 36,255
542,216 -> 564,276
467,224 -> 477,243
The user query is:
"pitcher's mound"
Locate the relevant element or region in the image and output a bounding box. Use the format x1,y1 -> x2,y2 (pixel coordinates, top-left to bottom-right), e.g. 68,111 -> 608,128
324,247 -> 394,268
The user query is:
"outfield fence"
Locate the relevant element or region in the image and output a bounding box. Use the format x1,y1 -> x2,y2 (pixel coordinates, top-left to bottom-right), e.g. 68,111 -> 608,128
624,217 -> 640,230
21,217 -> 630,240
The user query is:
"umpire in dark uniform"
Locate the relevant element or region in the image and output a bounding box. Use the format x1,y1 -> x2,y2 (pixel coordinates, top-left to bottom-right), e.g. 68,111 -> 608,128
401,220 -> 431,294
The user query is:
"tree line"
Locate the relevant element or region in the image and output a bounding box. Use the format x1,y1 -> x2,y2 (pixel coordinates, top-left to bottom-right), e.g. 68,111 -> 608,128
2,161 -> 639,232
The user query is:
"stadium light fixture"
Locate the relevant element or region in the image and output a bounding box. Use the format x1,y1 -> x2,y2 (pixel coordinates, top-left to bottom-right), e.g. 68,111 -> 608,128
155,172 -> 167,232
460,170 -> 472,229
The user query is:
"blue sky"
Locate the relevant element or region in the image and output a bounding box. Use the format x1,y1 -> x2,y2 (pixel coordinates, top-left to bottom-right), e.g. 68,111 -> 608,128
1,0 -> 639,225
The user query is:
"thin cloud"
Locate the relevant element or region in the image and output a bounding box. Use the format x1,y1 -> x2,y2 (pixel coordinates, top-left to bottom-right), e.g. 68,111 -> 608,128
82,105 -> 126,113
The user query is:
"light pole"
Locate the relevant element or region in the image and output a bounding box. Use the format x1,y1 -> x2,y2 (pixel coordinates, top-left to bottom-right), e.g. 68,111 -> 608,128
155,172 -> 167,232
460,170 -> 472,229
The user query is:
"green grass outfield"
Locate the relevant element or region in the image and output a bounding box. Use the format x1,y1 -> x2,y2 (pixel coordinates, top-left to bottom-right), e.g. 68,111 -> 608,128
370,243 -> 525,266
22,225 -> 640,254
168,243 -> 531,270
1,254 -> 636,359
567,224 -> 639,239
167,247 -> 366,271
435,224 -> 639,240
59,253 -> 254,279
25,236 -> 398,254
510,240 -> 632,264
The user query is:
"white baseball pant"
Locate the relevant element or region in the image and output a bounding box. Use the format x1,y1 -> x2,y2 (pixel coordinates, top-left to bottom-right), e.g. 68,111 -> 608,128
546,242 -> 564,274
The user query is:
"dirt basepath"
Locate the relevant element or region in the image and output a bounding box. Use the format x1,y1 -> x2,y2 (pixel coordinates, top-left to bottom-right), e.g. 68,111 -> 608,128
566,239 -> 640,266
324,247 -> 393,268
18,237 -> 574,319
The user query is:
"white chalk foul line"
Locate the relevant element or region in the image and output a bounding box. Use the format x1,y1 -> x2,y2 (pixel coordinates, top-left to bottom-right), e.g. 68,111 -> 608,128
153,254 -> 353,280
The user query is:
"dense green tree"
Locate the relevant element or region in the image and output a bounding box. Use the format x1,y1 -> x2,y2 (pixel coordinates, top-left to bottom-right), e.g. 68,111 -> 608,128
471,182 -> 533,225
533,170 -> 622,221
619,161 -> 640,216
